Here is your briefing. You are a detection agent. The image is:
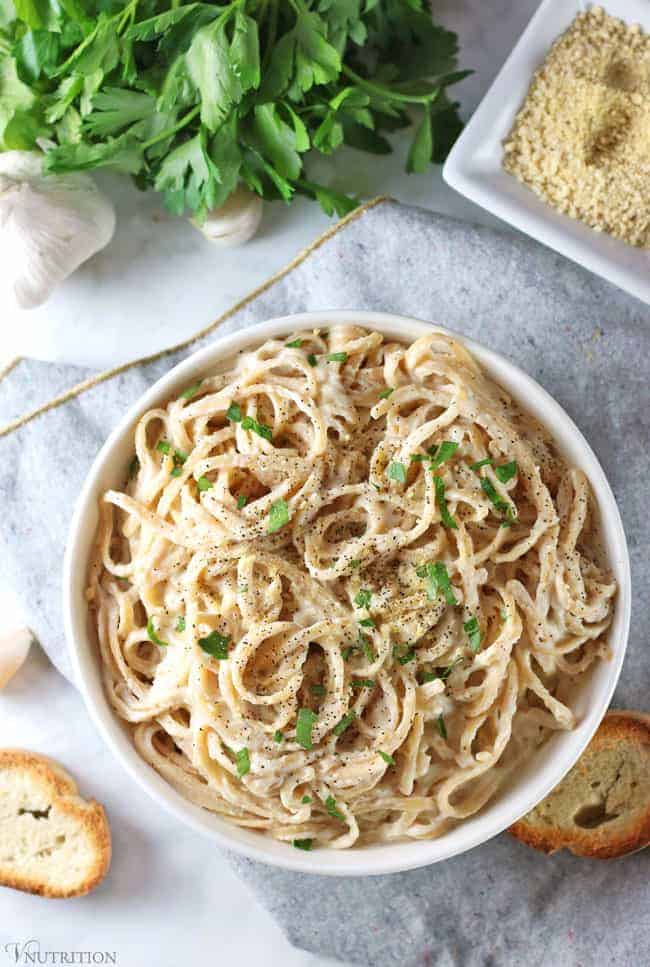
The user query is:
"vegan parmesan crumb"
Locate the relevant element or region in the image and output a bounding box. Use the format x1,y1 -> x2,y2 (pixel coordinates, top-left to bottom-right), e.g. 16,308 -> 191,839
503,6 -> 650,248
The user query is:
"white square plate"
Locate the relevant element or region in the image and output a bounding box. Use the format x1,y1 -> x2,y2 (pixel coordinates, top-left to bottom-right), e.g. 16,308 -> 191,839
443,0 -> 650,305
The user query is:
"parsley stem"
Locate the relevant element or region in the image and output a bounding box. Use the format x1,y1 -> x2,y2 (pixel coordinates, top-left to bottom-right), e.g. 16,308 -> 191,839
141,105 -> 201,151
342,66 -> 440,106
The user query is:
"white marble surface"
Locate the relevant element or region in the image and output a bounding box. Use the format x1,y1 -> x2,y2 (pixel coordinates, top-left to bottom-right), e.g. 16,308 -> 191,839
0,2 -> 542,964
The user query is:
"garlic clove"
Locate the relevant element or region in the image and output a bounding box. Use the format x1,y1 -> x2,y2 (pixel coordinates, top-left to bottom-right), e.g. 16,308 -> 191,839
0,151 -> 116,309
0,626 -> 32,689
192,185 -> 263,246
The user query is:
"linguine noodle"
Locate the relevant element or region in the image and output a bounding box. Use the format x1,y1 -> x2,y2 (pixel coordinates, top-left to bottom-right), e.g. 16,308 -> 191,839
88,325 -> 616,849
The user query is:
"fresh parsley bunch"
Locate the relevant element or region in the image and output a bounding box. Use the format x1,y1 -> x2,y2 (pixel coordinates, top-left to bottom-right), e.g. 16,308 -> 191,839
0,0 -> 469,218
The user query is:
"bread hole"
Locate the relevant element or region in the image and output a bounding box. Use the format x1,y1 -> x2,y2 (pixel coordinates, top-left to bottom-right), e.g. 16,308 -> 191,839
18,805 -> 51,820
573,802 -> 619,829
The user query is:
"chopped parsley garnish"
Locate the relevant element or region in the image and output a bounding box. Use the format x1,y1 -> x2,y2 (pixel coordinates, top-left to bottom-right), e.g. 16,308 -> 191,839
437,714 -> 447,739
273,730 -> 284,743
307,353 -> 318,367
480,476 -> 517,526
198,630 -> 231,659
495,460 -> 518,483
326,352 -> 348,364
310,684 -> 326,697
301,795 -> 312,804
296,708 -> 318,750
430,441 -> 459,469
293,838 -> 313,851
354,589 -> 372,608
176,616 -> 186,633
226,401 -> 242,423
470,458 -> 492,471
341,646 -> 355,661
241,415 -> 273,441
235,748 -> 250,778
378,750 -> 395,765
286,338 -> 303,348
238,584 -> 248,594
325,795 -> 345,821
358,632 -> 375,662
268,498 -> 289,534
350,678 -> 375,689
146,617 -> 168,648
393,644 -> 416,665
359,617 -> 375,628
349,559 -> 361,570
333,710 -> 356,736
387,461 -> 407,484
500,609 -> 508,622
180,380 -> 202,400
169,449 -> 187,477
418,670 -> 438,684
128,455 -> 139,479
197,475 -> 213,492
416,562 -> 457,606
156,439 -> 171,454
379,387 -> 394,399
434,476 -> 458,529
464,616 -> 482,653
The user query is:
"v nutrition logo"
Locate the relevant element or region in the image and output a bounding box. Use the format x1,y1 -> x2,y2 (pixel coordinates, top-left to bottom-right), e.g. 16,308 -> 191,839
3,942 -> 117,965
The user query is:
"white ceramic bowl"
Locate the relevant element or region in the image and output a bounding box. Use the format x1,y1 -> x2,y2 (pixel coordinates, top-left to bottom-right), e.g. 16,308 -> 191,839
63,310 -> 631,876
443,0 -> 650,306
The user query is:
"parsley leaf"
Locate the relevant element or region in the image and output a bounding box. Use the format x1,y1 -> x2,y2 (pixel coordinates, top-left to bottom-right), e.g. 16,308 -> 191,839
354,589 -> 372,608
268,498 -> 289,534
326,351 -> 348,363
464,616 -> 482,653
437,714 -> 447,739
379,387 -> 394,399
197,475 -> 213,492
293,838 -> 313,851
387,461 -> 407,484
434,476 -> 458,529
198,630 -> 231,659
325,794 -> 345,821
235,747 -> 250,778
378,750 -> 395,765
296,708 -> 317,749
226,401 -> 242,423
416,562 -> 457,606
333,710 -> 356,736
495,460 -> 518,483
147,617 -> 168,648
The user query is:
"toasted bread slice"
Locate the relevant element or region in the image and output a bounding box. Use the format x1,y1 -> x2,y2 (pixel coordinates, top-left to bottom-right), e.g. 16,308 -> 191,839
0,749 -> 111,897
509,711 -> 650,858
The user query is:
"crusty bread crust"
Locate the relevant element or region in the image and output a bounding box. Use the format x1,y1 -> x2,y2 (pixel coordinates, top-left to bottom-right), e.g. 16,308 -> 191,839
0,749 -> 111,898
509,711 -> 650,859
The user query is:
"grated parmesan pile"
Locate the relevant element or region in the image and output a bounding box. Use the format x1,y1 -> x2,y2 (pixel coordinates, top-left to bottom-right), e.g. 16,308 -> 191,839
503,6 -> 650,248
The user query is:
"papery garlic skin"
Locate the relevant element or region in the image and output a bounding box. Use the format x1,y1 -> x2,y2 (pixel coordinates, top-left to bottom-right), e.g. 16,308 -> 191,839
0,151 -> 116,309
192,184 -> 263,246
0,627 -> 32,689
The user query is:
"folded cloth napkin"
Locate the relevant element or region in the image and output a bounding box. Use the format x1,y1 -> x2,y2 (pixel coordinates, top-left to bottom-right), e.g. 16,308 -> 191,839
1,199 -> 648,966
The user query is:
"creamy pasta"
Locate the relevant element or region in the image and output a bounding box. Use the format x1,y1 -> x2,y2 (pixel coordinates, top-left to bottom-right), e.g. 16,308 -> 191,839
88,325 -> 617,850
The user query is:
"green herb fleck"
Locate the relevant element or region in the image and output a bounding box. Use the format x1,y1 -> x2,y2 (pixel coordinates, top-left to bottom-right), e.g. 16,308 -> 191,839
500,609 -> 508,622
237,494 -> 248,509
241,416 -> 273,441
378,750 -> 395,765
147,617 -> 168,648
307,354 -> 318,367
235,748 -> 250,778
434,476 -> 458,529
296,708 -> 318,750
326,352 -> 348,364
464,616 -> 482,653
176,616 -> 186,633
226,401 -> 242,423
325,795 -> 345,821
387,461 -> 407,484
430,441 -> 459,469
180,380 -> 202,400
359,617 -> 375,628
495,460 -> 517,483
293,838 -> 313,851
358,632 -> 375,662
198,630 -> 231,659
379,387 -> 394,399
301,795 -> 312,804
416,562 -> 457,606
437,714 -> 447,739
480,476 -> 516,525
333,710 -> 356,736
286,338 -> 303,348
156,440 -> 171,455
268,498 -> 289,534
354,589 -> 372,608
349,559 -> 361,570
197,476 -> 213,492
273,730 -> 284,744
350,678 -> 375,689
393,644 -> 415,665
470,458 -> 492,471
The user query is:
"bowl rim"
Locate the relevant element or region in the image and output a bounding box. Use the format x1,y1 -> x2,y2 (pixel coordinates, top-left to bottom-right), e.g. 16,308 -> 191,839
63,309 -> 631,876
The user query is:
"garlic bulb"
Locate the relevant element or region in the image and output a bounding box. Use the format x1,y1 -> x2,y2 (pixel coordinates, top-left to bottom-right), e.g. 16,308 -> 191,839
193,184 -> 263,246
0,627 -> 32,689
0,151 -> 116,309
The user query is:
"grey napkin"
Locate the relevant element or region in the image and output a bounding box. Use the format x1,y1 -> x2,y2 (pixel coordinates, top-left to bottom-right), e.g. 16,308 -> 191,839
1,199 -> 648,966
